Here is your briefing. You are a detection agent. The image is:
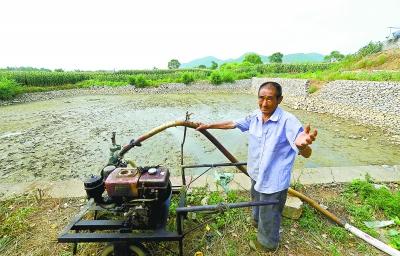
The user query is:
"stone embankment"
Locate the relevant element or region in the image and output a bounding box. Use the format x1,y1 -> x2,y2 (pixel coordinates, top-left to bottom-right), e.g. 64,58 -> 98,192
252,78 -> 400,136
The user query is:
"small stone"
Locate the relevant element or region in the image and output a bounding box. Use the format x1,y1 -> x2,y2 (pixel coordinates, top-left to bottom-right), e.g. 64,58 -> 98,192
320,204 -> 328,210
282,195 -> 303,219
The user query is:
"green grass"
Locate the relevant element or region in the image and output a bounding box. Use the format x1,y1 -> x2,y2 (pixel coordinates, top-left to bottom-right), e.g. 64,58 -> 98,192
76,79 -> 127,87
0,194 -> 38,253
340,178 -> 400,247
258,70 -> 400,82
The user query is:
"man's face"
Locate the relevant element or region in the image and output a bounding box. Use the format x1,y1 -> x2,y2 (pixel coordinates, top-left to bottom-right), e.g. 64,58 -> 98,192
258,86 -> 283,116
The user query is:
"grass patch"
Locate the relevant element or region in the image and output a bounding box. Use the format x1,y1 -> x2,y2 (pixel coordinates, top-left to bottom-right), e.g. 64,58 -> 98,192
344,179 -> 400,218
342,178 -> 400,246
0,194 -> 38,253
21,84 -> 81,93
76,79 -> 127,87
1,182 -> 395,255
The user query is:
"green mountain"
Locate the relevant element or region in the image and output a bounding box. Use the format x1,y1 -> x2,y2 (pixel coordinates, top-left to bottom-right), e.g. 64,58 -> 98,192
180,53 -> 325,68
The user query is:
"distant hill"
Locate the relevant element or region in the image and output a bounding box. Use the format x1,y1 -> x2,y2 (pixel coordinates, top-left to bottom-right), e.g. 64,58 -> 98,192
181,53 -> 325,68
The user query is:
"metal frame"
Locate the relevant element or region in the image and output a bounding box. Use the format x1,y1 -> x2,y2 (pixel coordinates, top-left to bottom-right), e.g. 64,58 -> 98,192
58,162 -> 278,255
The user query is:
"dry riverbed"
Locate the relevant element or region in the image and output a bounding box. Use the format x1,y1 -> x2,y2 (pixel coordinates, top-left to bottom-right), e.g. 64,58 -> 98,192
1,92 -> 399,184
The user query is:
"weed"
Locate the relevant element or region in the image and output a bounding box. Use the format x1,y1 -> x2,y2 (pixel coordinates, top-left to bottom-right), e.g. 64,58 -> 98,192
328,226 -> 349,242
356,242 -> 368,253
299,205 -> 324,231
308,85 -> 318,94
389,235 -> 400,250
328,244 -> 341,256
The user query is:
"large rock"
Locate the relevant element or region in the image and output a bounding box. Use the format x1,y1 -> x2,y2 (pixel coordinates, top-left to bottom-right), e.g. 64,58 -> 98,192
282,195 -> 303,219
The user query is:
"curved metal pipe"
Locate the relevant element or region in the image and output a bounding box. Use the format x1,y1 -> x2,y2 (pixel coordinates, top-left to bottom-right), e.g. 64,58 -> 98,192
119,120 -> 342,224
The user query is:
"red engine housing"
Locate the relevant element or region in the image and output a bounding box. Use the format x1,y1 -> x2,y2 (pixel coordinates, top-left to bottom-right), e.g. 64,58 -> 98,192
105,167 -> 170,199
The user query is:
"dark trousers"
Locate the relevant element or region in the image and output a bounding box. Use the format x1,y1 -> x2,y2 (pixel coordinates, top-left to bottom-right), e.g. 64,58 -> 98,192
251,179 -> 288,249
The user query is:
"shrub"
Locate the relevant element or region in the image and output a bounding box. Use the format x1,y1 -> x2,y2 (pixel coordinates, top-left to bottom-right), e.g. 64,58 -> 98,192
0,78 -> 22,100
128,75 -> 136,85
129,75 -> 151,88
180,72 -> 194,85
209,71 -> 223,85
220,70 -> 235,83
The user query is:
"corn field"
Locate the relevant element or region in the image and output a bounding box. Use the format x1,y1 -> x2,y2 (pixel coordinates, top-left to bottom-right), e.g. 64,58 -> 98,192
0,64 -> 332,87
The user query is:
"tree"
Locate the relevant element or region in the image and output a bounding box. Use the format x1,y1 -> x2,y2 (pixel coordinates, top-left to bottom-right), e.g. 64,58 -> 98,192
168,59 -> 180,69
324,51 -> 345,62
197,64 -> 207,69
243,53 -> 262,65
268,52 -> 283,63
211,61 -> 218,70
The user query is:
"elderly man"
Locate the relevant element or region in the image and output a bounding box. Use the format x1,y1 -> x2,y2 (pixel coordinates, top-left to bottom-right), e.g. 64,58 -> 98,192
196,81 -> 317,251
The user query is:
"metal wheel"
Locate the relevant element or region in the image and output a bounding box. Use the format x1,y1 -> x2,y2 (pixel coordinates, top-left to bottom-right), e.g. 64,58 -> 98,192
101,242 -> 149,256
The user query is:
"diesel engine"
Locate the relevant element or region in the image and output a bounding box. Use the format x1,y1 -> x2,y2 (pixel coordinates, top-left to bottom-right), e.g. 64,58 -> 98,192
83,165 -> 171,229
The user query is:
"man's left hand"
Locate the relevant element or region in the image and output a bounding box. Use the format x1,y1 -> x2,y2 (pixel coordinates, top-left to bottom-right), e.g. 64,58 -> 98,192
295,124 -> 318,150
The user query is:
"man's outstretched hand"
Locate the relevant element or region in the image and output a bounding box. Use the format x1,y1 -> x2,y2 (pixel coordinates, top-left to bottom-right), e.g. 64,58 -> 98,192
295,125 -> 317,157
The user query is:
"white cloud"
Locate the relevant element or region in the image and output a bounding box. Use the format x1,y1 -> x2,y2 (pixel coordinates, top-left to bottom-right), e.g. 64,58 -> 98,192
0,0 -> 399,70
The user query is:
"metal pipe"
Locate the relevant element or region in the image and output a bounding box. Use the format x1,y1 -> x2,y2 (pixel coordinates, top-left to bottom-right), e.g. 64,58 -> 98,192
182,162 -> 247,169
176,200 -> 279,213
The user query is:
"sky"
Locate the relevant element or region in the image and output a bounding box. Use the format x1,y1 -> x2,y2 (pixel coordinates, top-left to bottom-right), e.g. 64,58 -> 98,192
0,0 -> 399,70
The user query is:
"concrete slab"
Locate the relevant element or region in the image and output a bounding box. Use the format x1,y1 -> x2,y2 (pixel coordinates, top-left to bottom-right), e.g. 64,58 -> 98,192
1,165 -> 399,199
330,166 -> 368,183
331,165 -> 400,183
296,167 -> 334,185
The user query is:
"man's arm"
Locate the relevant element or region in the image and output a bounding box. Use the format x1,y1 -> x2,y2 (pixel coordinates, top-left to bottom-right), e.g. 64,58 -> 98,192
295,124 -> 317,158
196,121 -> 236,130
